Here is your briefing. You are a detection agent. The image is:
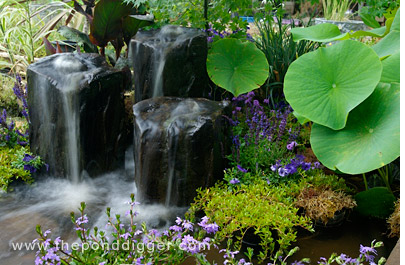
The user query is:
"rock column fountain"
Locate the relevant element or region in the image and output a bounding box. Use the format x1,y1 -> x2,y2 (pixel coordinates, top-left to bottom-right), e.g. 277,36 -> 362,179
129,25 -> 209,103
133,97 -> 229,206
27,53 -> 128,180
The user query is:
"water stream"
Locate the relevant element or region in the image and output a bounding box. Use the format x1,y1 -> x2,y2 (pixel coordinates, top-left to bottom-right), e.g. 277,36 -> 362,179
0,148 -> 187,265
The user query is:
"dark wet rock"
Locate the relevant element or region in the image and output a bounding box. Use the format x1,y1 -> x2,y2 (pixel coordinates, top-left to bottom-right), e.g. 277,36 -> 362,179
27,53 -> 128,179
133,97 -> 230,206
129,25 -> 209,103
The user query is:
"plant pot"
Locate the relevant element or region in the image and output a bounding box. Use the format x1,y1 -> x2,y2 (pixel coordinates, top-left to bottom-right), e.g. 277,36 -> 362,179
314,18 -> 369,33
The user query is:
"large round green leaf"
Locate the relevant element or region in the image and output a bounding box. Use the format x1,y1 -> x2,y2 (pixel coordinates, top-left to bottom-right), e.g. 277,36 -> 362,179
207,38 -> 269,97
284,40 -> 382,130
310,83 -> 400,174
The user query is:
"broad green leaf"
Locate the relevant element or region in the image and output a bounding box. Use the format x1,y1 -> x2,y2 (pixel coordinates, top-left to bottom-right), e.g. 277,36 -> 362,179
359,9 -> 381,28
390,8 -> 400,31
373,9 -> 400,57
284,40 -> 382,130
291,23 -> 347,42
122,14 -> 154,46
57,26 -> 98,53
380,52 -> 400,83
293,111 -> 310,125
372,31 -> 400,58
206,38 -> 269,97
89,0 -> 131,47
310,83 -> 400,174
354,187 -> 396,218
291,16 -> 395,43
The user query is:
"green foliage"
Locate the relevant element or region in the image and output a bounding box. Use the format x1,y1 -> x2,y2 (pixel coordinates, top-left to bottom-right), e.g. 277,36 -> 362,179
311,83 -> 399,174
285,40 -> 382,130
255,17 -> 319,108
0,145 -> 33,191
0,0 -> 72,74
358,0 -> 400,18
187,180 -> 314,262
57,26 -> 98,53
321,0 -> 354,21
206,38 -> 269,97
149,0 -> 266,33
0,75 -> 19,115
354,187 -> 396,218
284,9 -> 400,174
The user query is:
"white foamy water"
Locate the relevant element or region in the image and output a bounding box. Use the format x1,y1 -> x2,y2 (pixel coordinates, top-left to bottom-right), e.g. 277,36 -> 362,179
0,148 -> 187,265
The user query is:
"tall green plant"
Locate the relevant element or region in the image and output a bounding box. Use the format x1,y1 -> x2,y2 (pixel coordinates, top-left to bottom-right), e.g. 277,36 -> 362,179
321,0 -> 353,21
255,16 -> 319,108
283,9 -> 400,175
0,0 -> 72,74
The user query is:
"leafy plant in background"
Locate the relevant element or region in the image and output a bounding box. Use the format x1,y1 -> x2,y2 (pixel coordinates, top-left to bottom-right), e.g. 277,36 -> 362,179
0,0 -> 74,75
255,16 -> 319,108
358,0 -> 400,27
149,0 -> 273,34
321,0 -> 354,21
206,38 -> 269,97
284,8 -> 400,175
45,0 -> 153,62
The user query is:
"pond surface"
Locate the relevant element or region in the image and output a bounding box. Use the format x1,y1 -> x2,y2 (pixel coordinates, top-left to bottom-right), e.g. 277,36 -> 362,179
0,149 -> 186,265
0,148 -> 397,264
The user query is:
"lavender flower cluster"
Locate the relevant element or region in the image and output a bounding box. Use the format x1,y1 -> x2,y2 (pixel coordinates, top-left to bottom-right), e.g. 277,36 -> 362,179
271,155 -> 321,177
226,91 -> 302,174
0,74 -> 29,147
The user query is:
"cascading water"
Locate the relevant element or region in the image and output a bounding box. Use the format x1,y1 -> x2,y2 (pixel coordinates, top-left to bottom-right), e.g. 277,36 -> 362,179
52,56 -> 85,182
133,97 -> 229,207
130,25 -> 209,102
27,53 -> 127,179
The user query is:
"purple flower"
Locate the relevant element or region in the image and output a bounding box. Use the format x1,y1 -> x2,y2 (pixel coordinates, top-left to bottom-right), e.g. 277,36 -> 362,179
301,162 -> 311,171
237,165 -> 248,173
229,178 -> 240,185
285,164 -> 297,175
182,220 -> 194,231
313,161 -> 321,169
169,225 -> 182,232
286,141 -> 298,150
278,167 -> 288,177
22,154 -> 34,162
263,98 -> 270,104
24,164 -> 37,173
75,215 -> 89,225
179,235 -> 202,254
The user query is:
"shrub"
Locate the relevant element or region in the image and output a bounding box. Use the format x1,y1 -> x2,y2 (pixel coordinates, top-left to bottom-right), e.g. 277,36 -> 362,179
0,145 -> 40,191
187,180 -> 314,262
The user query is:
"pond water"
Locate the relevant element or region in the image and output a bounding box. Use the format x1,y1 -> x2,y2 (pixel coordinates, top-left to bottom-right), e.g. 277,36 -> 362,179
0,148 -> 187,265
0,146 -> 397,264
